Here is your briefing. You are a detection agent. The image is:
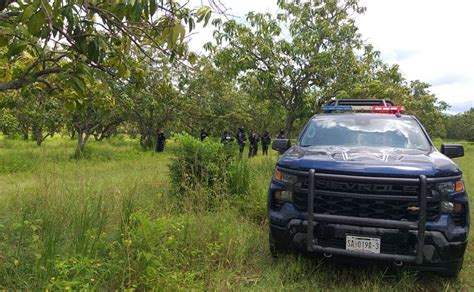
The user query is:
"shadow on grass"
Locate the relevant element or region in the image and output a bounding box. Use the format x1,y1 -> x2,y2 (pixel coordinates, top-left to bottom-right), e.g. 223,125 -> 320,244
264,250 -> 463,291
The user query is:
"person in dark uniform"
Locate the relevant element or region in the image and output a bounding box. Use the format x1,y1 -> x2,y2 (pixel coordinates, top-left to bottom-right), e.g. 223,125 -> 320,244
277,129 -> 286,139
221,130 -> 233,144
248,131 -> 259,158
261,131 -> 271,155
236,126 -> 246,158
200,129 -> 208,141
155,129 -> 166,152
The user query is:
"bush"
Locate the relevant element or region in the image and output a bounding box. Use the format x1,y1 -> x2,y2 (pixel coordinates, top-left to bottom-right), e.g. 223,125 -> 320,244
169,133 -> 250,198
169,133 -> 235,195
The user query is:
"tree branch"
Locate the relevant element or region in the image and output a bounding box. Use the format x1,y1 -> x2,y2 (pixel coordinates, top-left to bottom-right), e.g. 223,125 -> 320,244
0,67 -> 62,91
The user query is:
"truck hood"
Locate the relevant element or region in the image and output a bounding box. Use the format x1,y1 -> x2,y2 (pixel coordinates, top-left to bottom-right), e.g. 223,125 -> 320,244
277,146 -> 461,178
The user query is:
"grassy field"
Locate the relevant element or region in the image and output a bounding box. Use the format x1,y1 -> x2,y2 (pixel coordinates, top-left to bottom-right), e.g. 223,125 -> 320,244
0,135 -> 472,290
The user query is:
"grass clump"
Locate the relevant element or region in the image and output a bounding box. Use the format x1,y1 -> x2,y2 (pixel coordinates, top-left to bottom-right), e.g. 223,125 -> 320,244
169,133 -> 250,198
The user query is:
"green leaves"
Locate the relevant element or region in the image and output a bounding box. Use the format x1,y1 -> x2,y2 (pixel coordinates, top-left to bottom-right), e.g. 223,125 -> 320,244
196,6 -> 212,26
150,0 -> 158,17
159,17 -> 186,50
0,35 -> 8,47
0,0 -> 217,93
87,39 -> 100,63
67,75 -> 87,95
28,10 -> 46,36
188,52 -> 197,65
7,41 -> 29,58
118,63 -> 131,79
22,4 -> 39,23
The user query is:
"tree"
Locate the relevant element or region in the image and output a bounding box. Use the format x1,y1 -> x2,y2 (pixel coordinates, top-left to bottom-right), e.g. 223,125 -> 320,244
67,73 -> 116,152
318,45 -> 449,138
0,83 -> 65,145
174,57 -> 287,137
0,107 -> 16,135
446,108 -> 474,141
0,0 -> 213,93
179,58 -> 253,135
403,80 -> 449,138
122,61 -> 185,150
209,0 -> 366,136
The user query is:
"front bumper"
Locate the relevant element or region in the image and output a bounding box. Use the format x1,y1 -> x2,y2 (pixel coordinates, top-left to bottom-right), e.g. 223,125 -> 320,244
270,220 -> 467,267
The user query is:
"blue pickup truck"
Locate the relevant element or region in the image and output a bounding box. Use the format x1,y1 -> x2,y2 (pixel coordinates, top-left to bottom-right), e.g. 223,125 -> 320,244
268,99 -> 469,277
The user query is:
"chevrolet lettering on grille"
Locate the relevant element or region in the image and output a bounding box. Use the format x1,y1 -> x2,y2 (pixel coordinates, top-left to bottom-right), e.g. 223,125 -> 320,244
315,180 -> 419,194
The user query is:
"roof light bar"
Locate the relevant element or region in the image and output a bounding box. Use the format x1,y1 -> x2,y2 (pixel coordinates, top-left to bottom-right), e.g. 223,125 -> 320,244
321,104 -> 405,114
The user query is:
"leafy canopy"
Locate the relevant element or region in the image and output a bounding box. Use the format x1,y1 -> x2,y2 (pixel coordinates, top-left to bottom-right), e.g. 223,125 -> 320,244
0,0 -> 212,92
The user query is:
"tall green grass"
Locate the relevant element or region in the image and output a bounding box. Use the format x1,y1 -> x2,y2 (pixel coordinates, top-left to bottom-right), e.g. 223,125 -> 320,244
0,136 -> 472,290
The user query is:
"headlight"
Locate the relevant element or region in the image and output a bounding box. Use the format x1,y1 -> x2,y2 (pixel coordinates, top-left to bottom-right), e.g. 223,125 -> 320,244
273,169 -> 298,184
436,179 -> 464,195
437,179 -> 465,214
440,201 -> 454,213
440,201 -> 464,214
436,182 -> 455,195
274,190 -> 293,202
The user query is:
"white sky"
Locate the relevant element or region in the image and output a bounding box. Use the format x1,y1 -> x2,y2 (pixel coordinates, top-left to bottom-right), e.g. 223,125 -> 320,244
187,0 -> 474,113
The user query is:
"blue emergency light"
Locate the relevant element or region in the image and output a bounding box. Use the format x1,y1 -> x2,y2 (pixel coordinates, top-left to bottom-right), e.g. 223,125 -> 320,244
321,105 -> 353,111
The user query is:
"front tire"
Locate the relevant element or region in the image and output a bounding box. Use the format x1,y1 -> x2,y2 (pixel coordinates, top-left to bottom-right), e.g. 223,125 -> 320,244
269,232 -> 289,257
438,259 -> 464,278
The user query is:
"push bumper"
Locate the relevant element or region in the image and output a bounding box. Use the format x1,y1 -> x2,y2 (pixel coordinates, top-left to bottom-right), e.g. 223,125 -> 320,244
269,168 -> 469,271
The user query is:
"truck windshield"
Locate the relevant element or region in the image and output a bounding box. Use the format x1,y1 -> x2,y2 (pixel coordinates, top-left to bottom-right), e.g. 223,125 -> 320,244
300,115 -> 431,151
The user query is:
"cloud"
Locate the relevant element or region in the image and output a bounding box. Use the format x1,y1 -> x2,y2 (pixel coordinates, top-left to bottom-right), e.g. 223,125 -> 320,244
429,73 -> 470,87
393,49 -> 419,62
355,0 -> 474,112
445,100 -> 474,114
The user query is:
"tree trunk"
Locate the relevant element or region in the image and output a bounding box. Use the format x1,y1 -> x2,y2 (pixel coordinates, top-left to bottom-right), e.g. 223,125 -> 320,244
77,128 -> 85,151
20,125 -> 29,140
34,126 -> 43,146
83,131 -> 92,148
284,112 -> 295,139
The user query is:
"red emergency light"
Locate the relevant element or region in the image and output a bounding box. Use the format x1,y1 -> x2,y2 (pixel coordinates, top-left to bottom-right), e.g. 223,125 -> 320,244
371,106 -> 405,114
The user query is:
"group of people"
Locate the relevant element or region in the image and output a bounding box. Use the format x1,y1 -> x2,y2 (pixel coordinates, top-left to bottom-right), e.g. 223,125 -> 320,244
221,127 -> 286,158
155,127 -> 286,157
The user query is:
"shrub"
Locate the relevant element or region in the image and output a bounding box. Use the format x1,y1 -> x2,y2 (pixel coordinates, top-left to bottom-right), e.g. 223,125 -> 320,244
169,133 -> 235,195
168,133 -> 249,198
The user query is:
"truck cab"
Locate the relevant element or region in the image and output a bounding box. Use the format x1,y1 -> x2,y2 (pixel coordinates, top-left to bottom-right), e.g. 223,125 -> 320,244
268,99 -> 469,277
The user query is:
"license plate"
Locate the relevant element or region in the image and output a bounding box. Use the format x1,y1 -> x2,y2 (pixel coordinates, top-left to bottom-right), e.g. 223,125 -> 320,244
346,235 -> 380,254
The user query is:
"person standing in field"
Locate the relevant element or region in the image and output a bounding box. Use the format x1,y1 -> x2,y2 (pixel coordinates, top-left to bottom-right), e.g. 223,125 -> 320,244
249,131 -> 259,158
155,129 -> 166,152
200,129 -> 208,141
277,129 -> 286,139
261,131 -> 271,155
221,130 -> 233,143
236,126 -> 246,158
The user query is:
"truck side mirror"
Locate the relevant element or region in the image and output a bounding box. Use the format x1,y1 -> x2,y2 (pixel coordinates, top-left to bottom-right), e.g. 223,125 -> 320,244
441,144 -> 464,158
272,139 -> 291,153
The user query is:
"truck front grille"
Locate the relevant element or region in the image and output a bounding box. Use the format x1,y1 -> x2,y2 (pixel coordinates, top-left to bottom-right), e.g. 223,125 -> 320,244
293,192 -> 440,221
291,175 -> 440,222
